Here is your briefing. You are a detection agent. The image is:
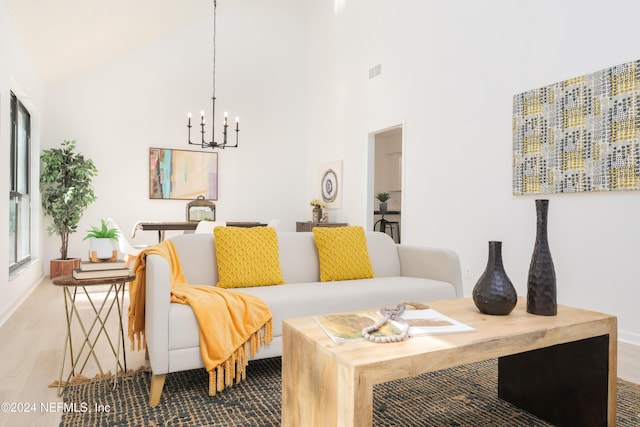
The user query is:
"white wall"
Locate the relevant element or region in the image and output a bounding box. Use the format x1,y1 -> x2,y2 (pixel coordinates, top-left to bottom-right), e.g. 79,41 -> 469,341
42,0 -> 311,264
2,0 -> 638,345
0,0 -> 45,324
306,0 -> 640,343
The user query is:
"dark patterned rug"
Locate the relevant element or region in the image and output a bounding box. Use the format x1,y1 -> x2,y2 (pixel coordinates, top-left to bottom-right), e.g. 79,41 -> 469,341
60,357 -> 640,426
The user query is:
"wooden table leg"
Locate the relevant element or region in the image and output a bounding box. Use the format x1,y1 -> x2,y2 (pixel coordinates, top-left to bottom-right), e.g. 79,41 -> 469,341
336,363 -> 372,427
283,324 -> 372,426
498,334 -> 616,426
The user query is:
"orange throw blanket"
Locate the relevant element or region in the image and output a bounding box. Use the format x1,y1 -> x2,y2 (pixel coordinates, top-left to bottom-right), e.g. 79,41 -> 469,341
127,239 -> 273,395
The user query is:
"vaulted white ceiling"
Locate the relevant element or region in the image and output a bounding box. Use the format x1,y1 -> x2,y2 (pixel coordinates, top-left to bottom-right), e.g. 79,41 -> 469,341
3,0 -> 211,85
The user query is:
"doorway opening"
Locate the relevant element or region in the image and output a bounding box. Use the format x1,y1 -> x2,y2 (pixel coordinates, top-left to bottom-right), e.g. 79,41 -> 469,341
369,125 -> 403,243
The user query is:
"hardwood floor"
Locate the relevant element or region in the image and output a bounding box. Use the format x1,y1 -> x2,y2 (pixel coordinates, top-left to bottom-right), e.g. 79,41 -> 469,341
619,340 -> 640,384
0,278 -> 146,427
0,278 -> 638,426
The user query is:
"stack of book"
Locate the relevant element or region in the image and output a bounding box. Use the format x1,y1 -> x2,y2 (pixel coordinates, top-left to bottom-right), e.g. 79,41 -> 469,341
72,259 -> 132,279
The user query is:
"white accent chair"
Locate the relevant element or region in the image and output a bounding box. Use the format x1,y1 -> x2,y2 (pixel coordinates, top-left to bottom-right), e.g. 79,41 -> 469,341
194,220 -> 226,234
107,218 -> 150,267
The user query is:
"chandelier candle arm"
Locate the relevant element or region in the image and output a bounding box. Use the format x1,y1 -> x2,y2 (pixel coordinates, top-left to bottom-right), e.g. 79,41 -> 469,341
186,0 -> 240,150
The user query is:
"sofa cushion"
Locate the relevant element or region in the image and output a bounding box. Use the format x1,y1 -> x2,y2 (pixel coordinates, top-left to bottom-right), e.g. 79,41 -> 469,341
169,277 -> 458,350
170,233 -> 218,285
214,226 -> 285,288
235,277 -> 458,337
364,232 -> 401,277
312,226 -> 374,281
277,233 -> 321,283
169,231 -> 400,285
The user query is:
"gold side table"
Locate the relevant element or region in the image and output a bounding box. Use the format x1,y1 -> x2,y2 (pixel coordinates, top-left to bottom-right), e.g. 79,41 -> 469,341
52,273 -> 135,396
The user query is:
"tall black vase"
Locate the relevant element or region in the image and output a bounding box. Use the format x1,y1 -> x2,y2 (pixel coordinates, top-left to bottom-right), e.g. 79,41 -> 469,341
473,241 -> 518,315
526,199 -> 557,316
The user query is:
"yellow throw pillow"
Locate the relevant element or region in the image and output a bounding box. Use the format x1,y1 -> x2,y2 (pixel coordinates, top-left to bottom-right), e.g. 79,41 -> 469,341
214,226 -> 285,288
312,226 -> 374,282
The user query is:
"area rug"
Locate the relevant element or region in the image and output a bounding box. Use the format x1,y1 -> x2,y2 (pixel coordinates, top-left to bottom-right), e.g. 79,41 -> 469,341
60,357 -> 640,426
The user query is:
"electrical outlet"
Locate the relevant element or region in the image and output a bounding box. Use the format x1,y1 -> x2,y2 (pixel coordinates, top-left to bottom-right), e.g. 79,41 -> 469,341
463,267 -> 472,279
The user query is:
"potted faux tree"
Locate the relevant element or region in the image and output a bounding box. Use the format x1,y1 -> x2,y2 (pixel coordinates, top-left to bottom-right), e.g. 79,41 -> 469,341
83,219 -> 120,261
40,140 -> 98,278
376,192 -> 391,212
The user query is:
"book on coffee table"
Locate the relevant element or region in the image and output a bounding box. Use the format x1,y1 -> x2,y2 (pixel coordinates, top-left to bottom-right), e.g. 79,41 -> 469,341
316,308 -> 474,342
394,308 -> 475,336
316,312 -> 403,342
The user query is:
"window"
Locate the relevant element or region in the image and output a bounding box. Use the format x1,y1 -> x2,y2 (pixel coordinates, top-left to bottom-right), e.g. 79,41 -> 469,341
9,92 -> 31,272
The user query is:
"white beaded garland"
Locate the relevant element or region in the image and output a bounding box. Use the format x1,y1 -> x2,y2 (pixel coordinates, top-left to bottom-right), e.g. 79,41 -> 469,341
361,303 -> 410,343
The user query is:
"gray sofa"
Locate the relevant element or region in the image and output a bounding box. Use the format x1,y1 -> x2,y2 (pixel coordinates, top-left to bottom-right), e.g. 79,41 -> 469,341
144,230 -> 463,405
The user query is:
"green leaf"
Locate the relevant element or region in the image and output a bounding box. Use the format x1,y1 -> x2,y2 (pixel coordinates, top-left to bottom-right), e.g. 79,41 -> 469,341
40,140 -> 98,259
82,219 -> 119,240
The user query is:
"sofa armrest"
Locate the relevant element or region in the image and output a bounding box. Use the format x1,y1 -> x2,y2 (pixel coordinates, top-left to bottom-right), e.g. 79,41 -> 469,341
396,245 -> 463,298
145,253 -> 172,375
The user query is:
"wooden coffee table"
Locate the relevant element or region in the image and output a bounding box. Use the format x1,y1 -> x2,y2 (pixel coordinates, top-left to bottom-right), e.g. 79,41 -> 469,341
282,297 -> 617,427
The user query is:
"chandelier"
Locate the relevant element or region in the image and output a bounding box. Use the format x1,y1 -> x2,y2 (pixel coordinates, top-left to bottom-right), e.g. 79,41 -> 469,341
188,0 -> 239,149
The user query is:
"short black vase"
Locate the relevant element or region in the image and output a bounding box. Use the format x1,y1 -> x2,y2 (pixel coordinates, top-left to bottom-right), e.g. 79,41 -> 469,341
526,199 -> 557,316
473,241 -> 518,315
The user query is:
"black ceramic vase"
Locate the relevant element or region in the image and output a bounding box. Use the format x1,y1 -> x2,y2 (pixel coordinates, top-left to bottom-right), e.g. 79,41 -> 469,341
472,241 -> 518,315
526,199 -> 557,316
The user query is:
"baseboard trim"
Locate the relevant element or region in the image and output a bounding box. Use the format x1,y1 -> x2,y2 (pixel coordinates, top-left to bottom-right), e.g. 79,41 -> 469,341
618,339 -> 640,384
619,330 -> 640,347
0,277 -> 43,328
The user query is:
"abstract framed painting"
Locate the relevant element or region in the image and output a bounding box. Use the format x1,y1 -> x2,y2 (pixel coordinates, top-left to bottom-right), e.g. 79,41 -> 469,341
513,59 -> 640,194
149,147 -> 218,200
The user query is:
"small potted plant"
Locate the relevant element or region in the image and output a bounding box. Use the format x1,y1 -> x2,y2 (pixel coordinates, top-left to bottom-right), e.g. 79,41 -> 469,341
40,140 -> 98,277
310,199 -> 325,222
83,219 -> 120,261
376,192 -> 391,212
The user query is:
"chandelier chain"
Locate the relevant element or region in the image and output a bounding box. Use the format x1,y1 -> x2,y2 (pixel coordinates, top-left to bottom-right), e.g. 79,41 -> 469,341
187,0 -> 239,150
212,0 -> 216,101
